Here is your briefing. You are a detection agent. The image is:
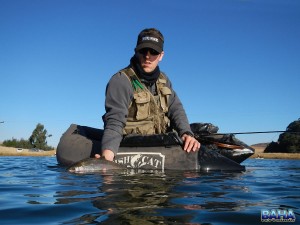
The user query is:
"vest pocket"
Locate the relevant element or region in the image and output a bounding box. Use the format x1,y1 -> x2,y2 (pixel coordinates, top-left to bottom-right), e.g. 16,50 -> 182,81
124,120 -> 155,135
160,86 -> 172,95
134,92 -> 150,120
159,86 -> 172,113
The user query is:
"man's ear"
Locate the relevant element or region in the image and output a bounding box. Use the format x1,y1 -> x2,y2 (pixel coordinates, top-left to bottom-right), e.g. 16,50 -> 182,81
159,51 -> 164,61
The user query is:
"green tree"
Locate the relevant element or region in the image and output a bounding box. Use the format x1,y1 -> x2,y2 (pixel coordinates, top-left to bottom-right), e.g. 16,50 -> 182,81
2,123 -> 53,150
3,138 -> 32,149
265,118 -> 300,153
278,118 -> 300,153
29,123 -> 49,150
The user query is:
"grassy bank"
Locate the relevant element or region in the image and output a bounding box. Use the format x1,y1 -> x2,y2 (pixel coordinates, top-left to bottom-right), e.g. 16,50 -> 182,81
0,146 -> 56,157
250,146 -> 300,160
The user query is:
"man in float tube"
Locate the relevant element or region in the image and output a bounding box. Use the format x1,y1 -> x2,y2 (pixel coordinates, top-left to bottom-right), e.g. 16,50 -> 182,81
97,28 -> 200,161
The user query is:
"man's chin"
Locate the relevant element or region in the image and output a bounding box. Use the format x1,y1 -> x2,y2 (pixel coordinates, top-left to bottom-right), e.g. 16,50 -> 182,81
142,67 -> 154,73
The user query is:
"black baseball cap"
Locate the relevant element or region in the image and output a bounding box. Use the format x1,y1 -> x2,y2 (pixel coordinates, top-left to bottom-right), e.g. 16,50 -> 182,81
135,28 -> 164,53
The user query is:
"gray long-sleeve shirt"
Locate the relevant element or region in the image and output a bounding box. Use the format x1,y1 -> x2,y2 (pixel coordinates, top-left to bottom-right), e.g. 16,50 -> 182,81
101,69 -> 193,154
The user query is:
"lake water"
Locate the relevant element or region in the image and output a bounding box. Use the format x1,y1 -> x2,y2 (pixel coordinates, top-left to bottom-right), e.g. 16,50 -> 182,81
0,156 -> 299,225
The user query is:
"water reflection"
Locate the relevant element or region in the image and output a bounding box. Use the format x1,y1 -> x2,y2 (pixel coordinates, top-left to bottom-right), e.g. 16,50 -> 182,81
54,170 -> 261,224
52,170 -> 203,224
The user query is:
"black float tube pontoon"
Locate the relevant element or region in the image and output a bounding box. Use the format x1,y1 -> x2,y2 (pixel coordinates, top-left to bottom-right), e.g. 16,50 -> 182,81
57,124 -> 249,172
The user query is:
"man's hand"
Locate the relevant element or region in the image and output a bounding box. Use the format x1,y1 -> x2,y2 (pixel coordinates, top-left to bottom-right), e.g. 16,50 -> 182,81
181,134 -> 201,152
95,149 -> 115,161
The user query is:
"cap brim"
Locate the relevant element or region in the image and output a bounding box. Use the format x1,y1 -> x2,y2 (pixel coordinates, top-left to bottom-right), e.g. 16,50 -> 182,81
135,42 -> 163,53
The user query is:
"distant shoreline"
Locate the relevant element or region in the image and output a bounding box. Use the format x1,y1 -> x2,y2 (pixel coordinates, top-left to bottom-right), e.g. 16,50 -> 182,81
0,146 -> 56,157
1,145 -> 299,160
250,146 -> 300,160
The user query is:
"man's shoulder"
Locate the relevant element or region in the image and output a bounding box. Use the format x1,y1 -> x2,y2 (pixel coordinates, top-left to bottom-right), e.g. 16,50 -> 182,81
160,71 -> 170,79
159,71 -> 172,87
106,71 -> 132,91
110,69 -> 131,81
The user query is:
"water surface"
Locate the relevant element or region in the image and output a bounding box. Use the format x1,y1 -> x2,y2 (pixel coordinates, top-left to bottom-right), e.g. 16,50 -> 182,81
0,156 -> 299,224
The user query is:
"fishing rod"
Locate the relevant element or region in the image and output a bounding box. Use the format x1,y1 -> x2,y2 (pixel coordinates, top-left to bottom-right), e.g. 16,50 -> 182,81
194,130 -> 300,149
198,130 -> 300,136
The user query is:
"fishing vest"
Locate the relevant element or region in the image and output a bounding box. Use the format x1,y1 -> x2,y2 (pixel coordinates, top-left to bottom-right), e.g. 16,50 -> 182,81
121,67 -> 172,135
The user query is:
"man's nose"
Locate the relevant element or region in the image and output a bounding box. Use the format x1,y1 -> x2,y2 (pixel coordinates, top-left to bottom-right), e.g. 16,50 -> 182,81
143,50 -> 151,58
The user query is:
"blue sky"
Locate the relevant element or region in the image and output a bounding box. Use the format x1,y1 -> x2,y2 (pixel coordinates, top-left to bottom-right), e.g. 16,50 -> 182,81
0,0 -> 299,148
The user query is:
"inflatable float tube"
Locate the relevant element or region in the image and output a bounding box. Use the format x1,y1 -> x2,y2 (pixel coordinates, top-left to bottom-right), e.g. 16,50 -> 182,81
56,124 -> 254,171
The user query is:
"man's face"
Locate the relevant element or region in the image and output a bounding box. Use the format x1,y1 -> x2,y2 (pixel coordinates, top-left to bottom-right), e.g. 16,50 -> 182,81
136,48 -> 164,73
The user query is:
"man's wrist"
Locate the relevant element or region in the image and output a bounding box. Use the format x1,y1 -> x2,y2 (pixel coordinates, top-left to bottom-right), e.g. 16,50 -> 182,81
102,149 -> 115,161
182,131 -> 194,138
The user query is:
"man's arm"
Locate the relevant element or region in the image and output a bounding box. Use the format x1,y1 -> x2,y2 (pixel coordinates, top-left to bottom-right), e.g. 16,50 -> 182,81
100,72 -> 133,159
164,75 -> 201,151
